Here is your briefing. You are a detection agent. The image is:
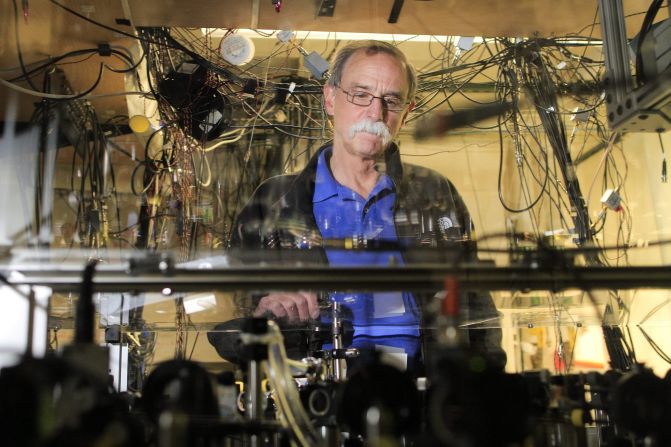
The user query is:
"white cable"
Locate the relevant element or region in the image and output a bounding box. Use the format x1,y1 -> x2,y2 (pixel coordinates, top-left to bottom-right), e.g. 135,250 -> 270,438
263,321 -> 319,447
0,76 -> 152,99
192,151 -> 212,188
202,128 -> 246,152
0,57 -> 54,72
0,76 -> 94,99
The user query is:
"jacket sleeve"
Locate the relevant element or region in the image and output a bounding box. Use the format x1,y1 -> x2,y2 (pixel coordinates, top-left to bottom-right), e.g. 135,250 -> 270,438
229,176 -> 290,250
229,194 -> 263,249
437,172 -> 508,369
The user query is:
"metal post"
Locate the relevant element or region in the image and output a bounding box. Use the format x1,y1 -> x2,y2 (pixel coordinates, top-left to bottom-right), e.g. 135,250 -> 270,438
242,318 -> 268,447
331,302 -> 346,381
246,359 -> 262,421
598,0 -> 633,101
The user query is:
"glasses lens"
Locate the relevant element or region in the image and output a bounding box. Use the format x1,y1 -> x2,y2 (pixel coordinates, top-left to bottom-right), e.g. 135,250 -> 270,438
350,92 -> 374,106
341,87 -> 406,111
385,99 -> 405,111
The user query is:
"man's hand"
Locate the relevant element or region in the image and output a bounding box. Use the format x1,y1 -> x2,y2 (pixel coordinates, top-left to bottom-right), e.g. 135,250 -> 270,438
253,291 -> 320,322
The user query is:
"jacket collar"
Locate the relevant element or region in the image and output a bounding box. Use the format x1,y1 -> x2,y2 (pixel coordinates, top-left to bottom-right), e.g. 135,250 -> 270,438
291,141 -> 405,205
277,142 -> 407,235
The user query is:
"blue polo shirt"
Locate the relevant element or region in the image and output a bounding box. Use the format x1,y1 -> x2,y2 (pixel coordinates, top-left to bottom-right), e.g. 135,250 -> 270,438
313,148 -> 421,367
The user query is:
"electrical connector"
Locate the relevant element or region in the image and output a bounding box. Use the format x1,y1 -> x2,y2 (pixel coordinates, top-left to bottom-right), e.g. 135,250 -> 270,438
177,61 -> 199,74
276,30 -> 295,43
600,189 -> 622,211
570,107 -> 591,123
97,43 -> 112,57
662,157 -> 667,183
451,37 -> 475,63
274,80 -> 296,105
243,78 -> 263,96
303,51 -> 330,79
457,36 -> 475,52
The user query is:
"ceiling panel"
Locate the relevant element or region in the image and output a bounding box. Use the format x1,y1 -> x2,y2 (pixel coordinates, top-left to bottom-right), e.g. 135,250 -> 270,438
0,0 -> 666,123
124,0 -> 659,37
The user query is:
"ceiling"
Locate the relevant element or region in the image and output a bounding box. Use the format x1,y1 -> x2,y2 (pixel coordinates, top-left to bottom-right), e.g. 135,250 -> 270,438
0,0 -> 664,123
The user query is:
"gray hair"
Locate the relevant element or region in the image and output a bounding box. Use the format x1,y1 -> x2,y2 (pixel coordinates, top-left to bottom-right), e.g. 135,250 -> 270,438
326,40 -> 417,103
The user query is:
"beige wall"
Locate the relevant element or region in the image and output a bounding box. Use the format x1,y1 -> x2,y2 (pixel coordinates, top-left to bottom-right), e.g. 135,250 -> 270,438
399,126 -> 671,375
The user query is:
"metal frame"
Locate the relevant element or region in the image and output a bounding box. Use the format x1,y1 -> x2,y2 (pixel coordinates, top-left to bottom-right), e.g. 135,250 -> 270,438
5,263 -> 671,292
598,0 -> 671,132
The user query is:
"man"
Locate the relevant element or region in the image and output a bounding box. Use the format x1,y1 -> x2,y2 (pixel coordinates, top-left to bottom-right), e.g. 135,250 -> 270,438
230,41 -> 503,371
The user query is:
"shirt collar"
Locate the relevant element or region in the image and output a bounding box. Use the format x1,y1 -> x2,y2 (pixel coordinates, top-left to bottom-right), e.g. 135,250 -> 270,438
370,171 -> 395,198
313,147 -> 340,203
313,146 -> 396,203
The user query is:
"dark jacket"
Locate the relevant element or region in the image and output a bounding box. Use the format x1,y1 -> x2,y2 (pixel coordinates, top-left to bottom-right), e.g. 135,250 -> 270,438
231,143 -> 473,249
230,142 -> 505,367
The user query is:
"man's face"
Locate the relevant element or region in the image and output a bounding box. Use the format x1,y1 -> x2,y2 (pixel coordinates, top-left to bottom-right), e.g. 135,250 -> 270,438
324,50 -> 413,161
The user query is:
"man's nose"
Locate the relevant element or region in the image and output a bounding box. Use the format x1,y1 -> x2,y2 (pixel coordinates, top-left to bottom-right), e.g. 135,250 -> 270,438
366,96 -> 387,120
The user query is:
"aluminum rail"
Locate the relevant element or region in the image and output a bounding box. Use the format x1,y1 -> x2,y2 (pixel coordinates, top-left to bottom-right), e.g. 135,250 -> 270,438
4,264 -> 671,293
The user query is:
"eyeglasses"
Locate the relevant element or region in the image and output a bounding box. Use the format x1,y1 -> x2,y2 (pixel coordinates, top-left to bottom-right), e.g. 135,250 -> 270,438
336,85 -> 408,112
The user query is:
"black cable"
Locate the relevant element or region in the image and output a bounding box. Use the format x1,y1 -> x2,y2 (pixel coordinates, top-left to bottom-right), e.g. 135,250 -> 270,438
130,163 -> 154,197
76,259 -> 99,344
187,331 -> 200,361
409,58 -> 500,122
12,0 -> 40,91
635,0 -> 665,86
480,36 -> 607,254
141,34 -> 163,107
6,48 -> 97,83
48,0 -> 171,48
45,63 -> 105,102
638,326 -> 671,364
659,132 -> 667,182
526,45 -> 596,252
107,46 -> 148,74
495,82 -> 549,213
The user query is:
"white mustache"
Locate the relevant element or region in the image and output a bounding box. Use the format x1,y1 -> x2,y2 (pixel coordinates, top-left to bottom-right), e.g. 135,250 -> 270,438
348,120 -> 392,147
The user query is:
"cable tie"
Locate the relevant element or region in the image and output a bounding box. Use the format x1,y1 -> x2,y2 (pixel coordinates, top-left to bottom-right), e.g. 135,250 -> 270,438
97,43 -> 112,57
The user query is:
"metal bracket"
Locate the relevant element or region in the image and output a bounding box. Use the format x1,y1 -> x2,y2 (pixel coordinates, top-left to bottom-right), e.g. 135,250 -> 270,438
388,0 -> 404,23
317,0 -> 336,17
598,0 -> 671,132
117,0 -> 135,28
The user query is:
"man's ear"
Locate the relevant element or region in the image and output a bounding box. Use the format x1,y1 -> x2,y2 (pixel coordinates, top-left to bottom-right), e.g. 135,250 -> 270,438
323,83 -> 336,116
401,101 -> 415,126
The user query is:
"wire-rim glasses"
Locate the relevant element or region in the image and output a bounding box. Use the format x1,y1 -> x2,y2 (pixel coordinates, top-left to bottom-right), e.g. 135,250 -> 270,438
336,85 -> 408,112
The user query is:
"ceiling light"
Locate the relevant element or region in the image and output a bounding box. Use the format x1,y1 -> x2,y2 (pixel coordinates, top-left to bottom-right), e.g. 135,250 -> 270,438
203,28 -> 483,44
